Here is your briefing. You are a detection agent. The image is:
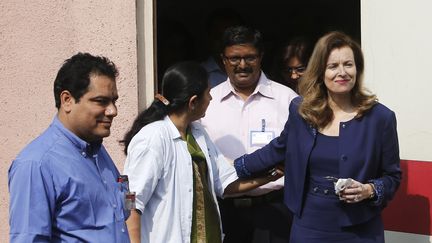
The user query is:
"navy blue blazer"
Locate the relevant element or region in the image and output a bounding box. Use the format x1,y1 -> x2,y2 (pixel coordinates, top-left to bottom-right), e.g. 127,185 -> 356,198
235,97 -> 401,227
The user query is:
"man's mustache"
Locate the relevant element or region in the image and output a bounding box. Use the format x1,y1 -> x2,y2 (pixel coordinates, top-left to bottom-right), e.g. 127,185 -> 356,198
234,67 -> 253,74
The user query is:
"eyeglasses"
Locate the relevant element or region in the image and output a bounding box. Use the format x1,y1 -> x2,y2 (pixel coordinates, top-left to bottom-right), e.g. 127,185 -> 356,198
283,66 -> 306,75
223,55 -> 259,65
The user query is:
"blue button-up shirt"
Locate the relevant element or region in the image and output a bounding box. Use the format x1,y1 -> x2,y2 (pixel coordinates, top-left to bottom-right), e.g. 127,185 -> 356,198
9,116 -> 130,243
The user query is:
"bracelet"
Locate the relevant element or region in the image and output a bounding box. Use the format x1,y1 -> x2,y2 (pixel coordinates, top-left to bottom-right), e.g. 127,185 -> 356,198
367,180 -> 384,206
368,183 -> 376,199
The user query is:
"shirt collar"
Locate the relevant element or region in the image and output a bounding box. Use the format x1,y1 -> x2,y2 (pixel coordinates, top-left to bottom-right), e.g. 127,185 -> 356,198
218,71 -> 275,101
164,116 -> 182,140
52,116 -> 102,156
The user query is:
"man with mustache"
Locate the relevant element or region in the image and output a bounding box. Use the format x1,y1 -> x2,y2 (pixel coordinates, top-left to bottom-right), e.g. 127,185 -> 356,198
201,26 -> 298,243
8,53 -> 130,242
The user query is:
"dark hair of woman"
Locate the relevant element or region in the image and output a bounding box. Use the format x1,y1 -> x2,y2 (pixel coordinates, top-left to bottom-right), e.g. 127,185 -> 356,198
282,37 -> 312,69
270,37 -> 312,89
121,61 -> 209,154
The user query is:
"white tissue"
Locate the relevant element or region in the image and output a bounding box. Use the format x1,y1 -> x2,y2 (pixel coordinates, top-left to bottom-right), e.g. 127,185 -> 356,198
334,178 -> 353,194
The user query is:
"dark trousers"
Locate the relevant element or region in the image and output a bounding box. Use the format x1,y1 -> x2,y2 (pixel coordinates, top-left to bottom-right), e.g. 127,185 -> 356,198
219,190 -> 293,243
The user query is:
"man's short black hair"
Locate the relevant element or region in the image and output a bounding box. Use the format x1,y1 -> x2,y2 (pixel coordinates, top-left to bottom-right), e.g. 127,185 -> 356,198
221,26 -> 263,54
53,52 -> 118,109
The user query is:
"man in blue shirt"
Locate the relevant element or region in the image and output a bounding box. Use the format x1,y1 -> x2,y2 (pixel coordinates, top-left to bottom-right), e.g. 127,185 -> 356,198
8,53 -> 130,242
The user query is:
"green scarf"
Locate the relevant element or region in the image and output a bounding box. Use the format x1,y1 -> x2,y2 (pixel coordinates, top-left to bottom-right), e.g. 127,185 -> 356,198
186,128 -> 222,243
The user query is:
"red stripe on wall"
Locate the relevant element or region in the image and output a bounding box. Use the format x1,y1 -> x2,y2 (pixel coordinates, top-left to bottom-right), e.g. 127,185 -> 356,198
382,159 -> 432,235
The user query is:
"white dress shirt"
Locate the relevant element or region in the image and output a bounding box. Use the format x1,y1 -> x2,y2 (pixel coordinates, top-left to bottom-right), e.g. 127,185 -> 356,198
201,72 -> 298,196
124,116 -> 238,243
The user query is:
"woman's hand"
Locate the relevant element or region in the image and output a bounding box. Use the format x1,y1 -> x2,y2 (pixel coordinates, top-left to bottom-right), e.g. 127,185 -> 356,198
224,166 -> 284,195
338,179 -> 374,203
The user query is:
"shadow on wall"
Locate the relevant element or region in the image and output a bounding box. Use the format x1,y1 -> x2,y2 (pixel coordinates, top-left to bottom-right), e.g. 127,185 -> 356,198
382,160 -> 431,240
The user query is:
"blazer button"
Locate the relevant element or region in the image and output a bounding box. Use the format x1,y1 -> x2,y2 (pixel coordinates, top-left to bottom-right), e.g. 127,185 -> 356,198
323,189 -> 329,195
341,155 -> 347,161
342,124 -> 346,128
313,187 -> 319,193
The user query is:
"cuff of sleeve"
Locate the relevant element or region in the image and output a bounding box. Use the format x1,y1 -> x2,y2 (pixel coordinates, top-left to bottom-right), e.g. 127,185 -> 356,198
234,155 -> 252,178
135,197 -> 145,213
368,179 -> 384,206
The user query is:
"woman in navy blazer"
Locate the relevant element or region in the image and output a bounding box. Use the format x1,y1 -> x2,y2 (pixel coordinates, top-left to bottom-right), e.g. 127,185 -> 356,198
234,31 -> 401,243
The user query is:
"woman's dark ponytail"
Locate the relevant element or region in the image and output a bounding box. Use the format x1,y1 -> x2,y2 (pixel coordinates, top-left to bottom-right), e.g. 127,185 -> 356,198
120,100 -> 169,154
121,61 -> 208,155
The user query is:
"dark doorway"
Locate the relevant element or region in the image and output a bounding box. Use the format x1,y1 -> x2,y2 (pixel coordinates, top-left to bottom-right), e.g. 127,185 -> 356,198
156,0 -> 361,89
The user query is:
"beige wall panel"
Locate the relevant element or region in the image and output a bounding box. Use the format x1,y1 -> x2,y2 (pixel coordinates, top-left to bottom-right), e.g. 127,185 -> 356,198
0,1 -> 138,241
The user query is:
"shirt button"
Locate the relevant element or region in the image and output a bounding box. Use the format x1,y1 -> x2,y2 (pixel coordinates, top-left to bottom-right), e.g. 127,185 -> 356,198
113,204 -> 117,208
188,215 -> 192,219
188,188 -> 192,192
341,155 -> 347,161
121,228 -> 125,233
81,152 -> 86,157
103,180 -> 107,184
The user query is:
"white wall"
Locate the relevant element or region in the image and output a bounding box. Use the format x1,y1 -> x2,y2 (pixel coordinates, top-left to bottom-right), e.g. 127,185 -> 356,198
361,0 -> 432,162
362,1 -> 432,242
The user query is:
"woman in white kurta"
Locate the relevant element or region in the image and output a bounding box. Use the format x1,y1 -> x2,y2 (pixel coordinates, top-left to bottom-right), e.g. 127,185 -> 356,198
122,62 -> 282,243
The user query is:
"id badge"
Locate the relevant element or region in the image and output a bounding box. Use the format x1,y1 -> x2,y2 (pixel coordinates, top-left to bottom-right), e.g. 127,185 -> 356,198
250,131 -> 275,146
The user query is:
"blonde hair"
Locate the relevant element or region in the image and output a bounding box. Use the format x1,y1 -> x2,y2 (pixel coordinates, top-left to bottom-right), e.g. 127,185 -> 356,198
298,31 -> 377,129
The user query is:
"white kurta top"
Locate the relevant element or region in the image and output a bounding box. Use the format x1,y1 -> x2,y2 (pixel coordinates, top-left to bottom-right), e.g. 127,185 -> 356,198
124,116 -> 238,243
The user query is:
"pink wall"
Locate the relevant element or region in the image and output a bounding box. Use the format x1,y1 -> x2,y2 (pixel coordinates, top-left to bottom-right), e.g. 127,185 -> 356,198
0,1 -> 139,241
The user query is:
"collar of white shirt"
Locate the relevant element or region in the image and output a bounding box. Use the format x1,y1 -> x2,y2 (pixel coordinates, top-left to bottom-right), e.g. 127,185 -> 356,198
218,71 -> 275,102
